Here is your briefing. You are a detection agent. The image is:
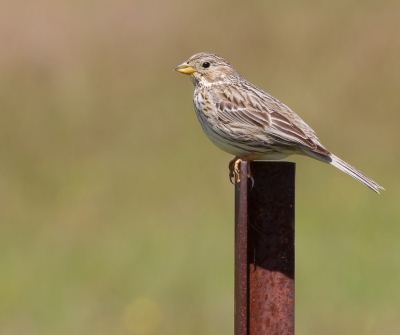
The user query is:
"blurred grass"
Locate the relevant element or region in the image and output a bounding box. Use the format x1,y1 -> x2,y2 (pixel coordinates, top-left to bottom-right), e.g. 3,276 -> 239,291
0,0 -> 399,334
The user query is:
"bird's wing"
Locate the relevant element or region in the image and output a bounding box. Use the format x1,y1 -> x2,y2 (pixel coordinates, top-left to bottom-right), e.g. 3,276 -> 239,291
211,82 -> 330,155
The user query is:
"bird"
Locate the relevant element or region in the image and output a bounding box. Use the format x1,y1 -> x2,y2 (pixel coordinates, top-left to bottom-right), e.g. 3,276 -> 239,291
174,52 -> 384,193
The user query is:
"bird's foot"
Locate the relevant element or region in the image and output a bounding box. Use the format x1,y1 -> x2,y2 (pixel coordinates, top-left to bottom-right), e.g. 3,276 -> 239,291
229,157 -> 240,184
229,154 -> 259,185
247,162 -> 254,189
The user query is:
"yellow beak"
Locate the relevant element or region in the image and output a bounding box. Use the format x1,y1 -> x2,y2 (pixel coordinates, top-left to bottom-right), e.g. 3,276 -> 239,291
174,62 -> 195,75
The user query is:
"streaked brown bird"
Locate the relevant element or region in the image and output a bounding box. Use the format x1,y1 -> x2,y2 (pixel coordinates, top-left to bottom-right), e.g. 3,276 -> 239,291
174,52 -> 384,193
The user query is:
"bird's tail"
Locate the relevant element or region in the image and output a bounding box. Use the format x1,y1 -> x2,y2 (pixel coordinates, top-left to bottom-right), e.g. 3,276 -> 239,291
304,150 -> 384,194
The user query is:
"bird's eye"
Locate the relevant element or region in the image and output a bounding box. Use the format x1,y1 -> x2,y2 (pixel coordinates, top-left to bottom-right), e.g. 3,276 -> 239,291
202,62 -> 211,68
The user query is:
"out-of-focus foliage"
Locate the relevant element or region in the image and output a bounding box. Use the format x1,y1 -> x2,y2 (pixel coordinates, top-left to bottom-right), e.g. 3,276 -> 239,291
0,0 -> 399,334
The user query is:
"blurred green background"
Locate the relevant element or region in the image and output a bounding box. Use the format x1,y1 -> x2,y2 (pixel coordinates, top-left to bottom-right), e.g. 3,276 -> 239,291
1,0 -> 399,334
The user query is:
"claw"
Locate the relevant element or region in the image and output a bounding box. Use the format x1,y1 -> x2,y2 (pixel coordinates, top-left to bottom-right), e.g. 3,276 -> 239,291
229,157 -> 238,184
229,171 -> 235,185
247,163 -> 254,189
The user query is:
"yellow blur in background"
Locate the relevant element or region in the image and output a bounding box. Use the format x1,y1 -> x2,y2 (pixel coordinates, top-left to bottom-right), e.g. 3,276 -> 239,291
124,298 -> 162,334
0,0 -> 399,334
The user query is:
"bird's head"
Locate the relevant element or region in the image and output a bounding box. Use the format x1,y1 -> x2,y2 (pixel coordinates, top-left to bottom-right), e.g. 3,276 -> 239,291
174,52 -> 240,86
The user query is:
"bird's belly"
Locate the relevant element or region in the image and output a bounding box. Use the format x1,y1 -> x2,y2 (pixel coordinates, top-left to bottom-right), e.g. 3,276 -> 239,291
199,121 -> 247,155
198,114 -> 290,159
256,152 -> 291,160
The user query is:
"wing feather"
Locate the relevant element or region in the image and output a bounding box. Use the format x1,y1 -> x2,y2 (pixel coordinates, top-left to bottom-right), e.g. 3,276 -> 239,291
211,83 -> 329,155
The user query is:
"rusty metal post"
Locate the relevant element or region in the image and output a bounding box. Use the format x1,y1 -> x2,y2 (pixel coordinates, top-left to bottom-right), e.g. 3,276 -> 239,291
234,161 -> 295,335
234,161 -> 249,335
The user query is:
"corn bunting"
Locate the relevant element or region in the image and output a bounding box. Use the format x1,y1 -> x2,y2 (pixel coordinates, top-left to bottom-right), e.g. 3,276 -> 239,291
174,52 -> 384,193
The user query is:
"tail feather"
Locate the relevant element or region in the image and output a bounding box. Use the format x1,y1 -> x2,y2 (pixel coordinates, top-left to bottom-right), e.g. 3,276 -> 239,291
304,151 -> 384,194
328,154 -> 384,193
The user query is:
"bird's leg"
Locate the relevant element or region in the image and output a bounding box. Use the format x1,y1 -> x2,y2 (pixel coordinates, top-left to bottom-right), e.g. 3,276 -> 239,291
229,154 -> 261,184
234,159 -> 243,183
247,162 -> 254,189
229,157 -> 240,184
